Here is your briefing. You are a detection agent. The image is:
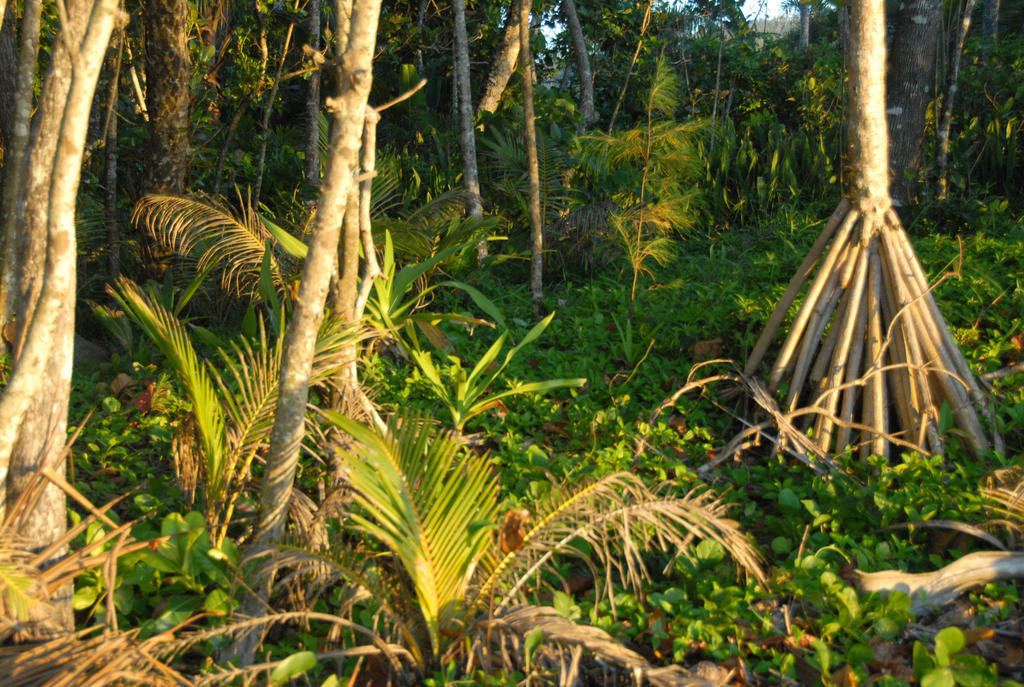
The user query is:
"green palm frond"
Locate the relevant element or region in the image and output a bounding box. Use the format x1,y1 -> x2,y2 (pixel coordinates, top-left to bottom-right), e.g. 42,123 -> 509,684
477,472 -> 765,610
322,412 -> 500,667
110,279 -> 228,507
132,191 -> 290,299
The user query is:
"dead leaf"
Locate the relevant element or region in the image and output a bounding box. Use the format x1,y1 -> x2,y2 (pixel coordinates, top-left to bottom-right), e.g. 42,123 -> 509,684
691,337 -> 724,361
541,421 -> 569,438
110,373 -> 135,397
831,664 -> 858,687
130,383 -> 154,414
499,508 -> 530,553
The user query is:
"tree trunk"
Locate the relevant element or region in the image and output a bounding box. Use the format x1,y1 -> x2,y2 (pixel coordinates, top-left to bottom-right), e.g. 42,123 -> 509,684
0,0 -> 42,340
452,0 -> 485,259
228,0 -> 382,666
982,0 -> 999,41
886,0 -> 942,205
477,0 -> 521,115
141,0 -> 190,193
562,0 -> 597,128
936,0 -> 977,199
846,0 -> 889,206
0,0 -> 119,635
254,21 -> 295,205
519,0 -> 543,315
305,0 -> 323,186
104,31 -> 124,280
800,3 -> 810,48
740,0 -> 994,461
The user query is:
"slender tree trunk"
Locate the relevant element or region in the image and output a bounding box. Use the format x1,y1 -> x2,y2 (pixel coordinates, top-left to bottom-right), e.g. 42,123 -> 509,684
229,0 -> 382,666
886,0 -> 942,205
846,0 -> 889,206
562,0 -> 597,128
936,0 -> 977,199
982,0 -> 999,41
0,0 -> 119,635
452,0 -> 485,259
305,0 -> 323,185
519,0 -> 543,314
0,0 -> 42,341
254,22 -> 295,205
800,3 -> 810,48
477,0 -> 521,115
141,0 -> 190,193
104,33 -> 123,279
608,0 -> 654,132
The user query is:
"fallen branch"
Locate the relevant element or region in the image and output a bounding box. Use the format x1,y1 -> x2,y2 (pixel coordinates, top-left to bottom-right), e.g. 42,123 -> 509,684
854,551 -> 1024,615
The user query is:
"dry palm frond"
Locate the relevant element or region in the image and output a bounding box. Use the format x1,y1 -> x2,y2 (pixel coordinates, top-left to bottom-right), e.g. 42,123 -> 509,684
133,190 -> 293,299
1,472 -> 186,684
473,605 -> 718,687
478,471 -> 765,614
0,626 -> 189,687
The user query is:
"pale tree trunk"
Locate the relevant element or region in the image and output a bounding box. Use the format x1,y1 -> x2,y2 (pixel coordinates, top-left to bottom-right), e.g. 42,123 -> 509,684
0,0 -> 119,635
141,0 -> 190,193
0,0 -> 42,341
886,0 -> 942,205
741,0 -> 994,461
936,0 -> 977,199
452,0 -> 486,259
562,0 -> 597,129
520,0 -> 543,315
230,0 -> 382,665
258,0 -> 380,550
800,3 -> 810,48
477,0 -> 521,115
305,0 -> 323,185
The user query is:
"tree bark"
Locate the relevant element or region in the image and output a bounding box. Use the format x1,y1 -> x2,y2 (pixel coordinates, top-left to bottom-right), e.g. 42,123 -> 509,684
936,0 -> 977,199
886,0 -> 942,205
519,0 -> 543,315
257,0 -> 380,548
0,0 -> 119,635
0,0 -> 42,339
846,0 -> 889,206
141,0 -> 190,193
229,0 -> 381,665
305,0 -> 323,186
452,0 -> 485,258
562,0 -> 597,129
800,3 -> 810,48
981,0 -> 999,40
477,0 -> 521,115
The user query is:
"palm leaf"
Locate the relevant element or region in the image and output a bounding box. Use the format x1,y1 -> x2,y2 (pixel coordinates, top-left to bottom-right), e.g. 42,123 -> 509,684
322,412 -> 500,667
110,279 -> 229,508
477,472 -> 765,611
132,191 -> 289,299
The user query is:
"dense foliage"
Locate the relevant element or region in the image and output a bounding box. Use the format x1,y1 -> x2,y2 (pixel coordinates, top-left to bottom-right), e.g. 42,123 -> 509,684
2,0 -> 1023,684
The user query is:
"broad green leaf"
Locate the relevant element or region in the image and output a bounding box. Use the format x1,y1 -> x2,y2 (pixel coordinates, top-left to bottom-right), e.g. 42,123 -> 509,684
934,626 -> 965,665
260,215 -> 308,259
270,651 -> 317,685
